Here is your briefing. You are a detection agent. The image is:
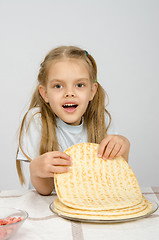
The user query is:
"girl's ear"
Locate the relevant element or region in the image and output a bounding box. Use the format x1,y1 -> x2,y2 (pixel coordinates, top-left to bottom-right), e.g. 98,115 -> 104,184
89,82 -> 98,101
38,85 -> 49,103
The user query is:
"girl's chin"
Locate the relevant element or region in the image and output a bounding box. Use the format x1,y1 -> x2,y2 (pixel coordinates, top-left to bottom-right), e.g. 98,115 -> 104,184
62,117 -> 82,126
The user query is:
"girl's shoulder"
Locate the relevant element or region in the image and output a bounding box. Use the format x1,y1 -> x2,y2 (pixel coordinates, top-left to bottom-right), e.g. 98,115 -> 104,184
24,107 -> 42,129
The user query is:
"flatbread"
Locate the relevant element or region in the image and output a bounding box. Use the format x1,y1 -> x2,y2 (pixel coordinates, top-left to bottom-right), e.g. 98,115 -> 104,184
53,199 -> 152,220
54,143 -> 142,210
54,196 -> 149,216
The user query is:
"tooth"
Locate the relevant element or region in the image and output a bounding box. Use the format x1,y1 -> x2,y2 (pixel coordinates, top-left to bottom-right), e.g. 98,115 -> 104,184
64,104 -> 74,106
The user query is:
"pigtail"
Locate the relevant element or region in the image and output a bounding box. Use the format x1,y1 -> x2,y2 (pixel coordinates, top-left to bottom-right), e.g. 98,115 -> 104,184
16,158 -> 24,185
16,85 -> 59,186
84,83 -> 111,143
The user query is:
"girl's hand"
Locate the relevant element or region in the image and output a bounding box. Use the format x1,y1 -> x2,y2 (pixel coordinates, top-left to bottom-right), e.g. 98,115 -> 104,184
30,151 -> 72,178
97,135 -> 130,162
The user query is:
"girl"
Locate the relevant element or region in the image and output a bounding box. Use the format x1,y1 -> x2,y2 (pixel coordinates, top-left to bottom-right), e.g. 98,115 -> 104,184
16,46 -> 130,195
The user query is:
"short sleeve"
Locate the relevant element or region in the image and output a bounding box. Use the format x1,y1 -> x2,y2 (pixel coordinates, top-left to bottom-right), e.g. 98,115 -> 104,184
105,112 -> 118,135
20,161 -> 34,189
17,107 -> 42,161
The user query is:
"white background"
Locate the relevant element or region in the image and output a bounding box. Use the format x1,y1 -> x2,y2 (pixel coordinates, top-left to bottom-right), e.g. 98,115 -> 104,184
0,0 -> 158,189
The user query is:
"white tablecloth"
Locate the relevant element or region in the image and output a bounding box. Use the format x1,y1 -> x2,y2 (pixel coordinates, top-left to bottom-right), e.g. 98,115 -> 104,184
0,187 -> 159,240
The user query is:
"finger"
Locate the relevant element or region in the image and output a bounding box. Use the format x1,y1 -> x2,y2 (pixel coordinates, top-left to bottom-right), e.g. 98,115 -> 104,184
50,158 -> 72,166
49,151 -> 72,160
98,135 -> 112,157
115,145 -> 125,158
108,144 -> 122,159
102,141 -> 116,160
50,165 -> 70,174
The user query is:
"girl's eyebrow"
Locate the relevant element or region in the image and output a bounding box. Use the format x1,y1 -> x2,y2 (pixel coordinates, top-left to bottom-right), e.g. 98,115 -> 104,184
50,79 -> 62,83
50,78 -> 89,83
75,78 -> 89,82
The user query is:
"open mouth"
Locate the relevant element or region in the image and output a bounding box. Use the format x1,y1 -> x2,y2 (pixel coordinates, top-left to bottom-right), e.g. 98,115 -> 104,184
62,103 -> 78,113
62,104 -> 78,109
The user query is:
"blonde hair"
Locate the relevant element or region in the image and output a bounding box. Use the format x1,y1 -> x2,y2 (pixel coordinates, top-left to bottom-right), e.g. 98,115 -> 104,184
16,46 -> 111,185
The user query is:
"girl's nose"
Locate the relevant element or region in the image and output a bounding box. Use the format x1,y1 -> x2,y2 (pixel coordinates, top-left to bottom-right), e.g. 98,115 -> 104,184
64,88 -> 76,97
65,92 -> 75,97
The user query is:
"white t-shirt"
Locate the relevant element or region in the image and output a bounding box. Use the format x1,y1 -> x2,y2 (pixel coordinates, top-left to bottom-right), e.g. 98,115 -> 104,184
17,107 -> 117,189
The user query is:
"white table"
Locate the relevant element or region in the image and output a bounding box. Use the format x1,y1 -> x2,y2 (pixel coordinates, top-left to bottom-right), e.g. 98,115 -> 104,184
0,187 -> 159,240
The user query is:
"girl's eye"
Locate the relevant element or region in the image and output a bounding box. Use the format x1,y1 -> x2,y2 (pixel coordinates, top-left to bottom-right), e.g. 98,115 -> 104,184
76,83 -> 84,88
54,84 -> 62,89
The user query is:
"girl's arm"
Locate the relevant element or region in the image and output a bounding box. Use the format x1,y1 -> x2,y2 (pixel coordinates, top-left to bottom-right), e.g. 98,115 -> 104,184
30,151 -> 72,195
98,135 -> 130,162
30,173 -> 54,196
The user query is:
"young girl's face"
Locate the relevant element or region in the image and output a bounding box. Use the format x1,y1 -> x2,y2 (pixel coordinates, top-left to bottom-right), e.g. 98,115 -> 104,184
39,59 -> 97,125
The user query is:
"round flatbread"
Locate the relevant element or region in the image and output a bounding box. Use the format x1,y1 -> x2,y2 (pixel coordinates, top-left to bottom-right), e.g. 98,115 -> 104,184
54,143 -> 143,210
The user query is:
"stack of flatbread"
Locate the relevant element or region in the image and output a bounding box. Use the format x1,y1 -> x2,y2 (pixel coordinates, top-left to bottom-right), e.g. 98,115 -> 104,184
54,143 -> 152,221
